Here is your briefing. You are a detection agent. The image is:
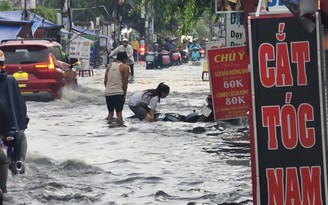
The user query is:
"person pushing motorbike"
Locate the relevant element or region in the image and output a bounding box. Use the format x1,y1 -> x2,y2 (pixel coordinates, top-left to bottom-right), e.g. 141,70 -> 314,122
0,49 -> 29,203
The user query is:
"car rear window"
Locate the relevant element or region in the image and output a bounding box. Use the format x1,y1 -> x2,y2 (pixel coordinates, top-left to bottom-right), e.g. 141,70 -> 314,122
1,45 -> 49,64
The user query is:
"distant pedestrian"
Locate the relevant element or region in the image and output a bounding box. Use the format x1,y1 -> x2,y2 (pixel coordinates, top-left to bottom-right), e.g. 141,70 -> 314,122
128,83 -> 170,122
104,52 -> 129,125
112,40 -> 119,49
166,39 -> 174,52
130,37 -> 139,62
109,38 -> 135,82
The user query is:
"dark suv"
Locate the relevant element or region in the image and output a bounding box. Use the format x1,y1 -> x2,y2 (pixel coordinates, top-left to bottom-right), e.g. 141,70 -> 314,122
0,39 -> 78,99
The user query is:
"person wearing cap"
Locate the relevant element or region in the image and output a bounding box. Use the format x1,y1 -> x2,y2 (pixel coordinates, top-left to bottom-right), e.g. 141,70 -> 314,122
104,52 -> 130,125
108,38 -> 135,82
0,49 -> 29,201
189,38 -> 201,59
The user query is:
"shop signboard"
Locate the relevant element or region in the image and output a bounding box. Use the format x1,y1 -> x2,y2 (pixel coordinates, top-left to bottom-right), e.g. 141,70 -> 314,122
249,12 -> 328,204
207,46 -> 251,120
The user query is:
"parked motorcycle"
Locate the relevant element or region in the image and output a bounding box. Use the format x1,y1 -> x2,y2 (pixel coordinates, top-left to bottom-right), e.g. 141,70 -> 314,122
138,45 -> 146,61
199,47 -> 205,58
161,49 -> 172,68
145,51 -> 156,69
171,49 -> 181,66
179,48 -> 189,64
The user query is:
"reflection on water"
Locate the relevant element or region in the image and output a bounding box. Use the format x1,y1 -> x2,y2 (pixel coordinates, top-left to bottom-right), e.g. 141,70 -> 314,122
5,62 -> 252,205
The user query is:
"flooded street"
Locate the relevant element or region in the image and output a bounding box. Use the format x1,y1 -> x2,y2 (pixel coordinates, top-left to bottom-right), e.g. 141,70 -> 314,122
5,60 -> 252,205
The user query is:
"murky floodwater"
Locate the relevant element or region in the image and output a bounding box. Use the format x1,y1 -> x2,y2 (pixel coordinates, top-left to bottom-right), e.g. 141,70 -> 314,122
4,60 -> 252,205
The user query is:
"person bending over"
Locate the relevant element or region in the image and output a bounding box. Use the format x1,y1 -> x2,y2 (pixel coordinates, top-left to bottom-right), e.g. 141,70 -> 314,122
104,52 -> 129,125
128,83 -> 170,122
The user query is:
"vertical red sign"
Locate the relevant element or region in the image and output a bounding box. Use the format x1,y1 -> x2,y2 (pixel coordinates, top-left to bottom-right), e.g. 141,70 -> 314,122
207,46 -> 251,120
249,13 -> 328,204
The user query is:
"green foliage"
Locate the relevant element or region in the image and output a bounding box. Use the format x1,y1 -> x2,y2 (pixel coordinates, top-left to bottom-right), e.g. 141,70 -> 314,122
194,19 -> 210,39
17,0 -> 220,38
0,1 -> 14,11
34,6 -> 57,23
43,0 -> 62,8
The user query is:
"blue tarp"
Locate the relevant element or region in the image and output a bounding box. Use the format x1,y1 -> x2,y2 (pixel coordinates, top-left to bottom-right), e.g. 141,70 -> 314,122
72,25 -> 96,36
31,19 -> 42,34
0,24 -> 23,42
72,25 -> 108,39
0,10 -> 62,38
0,10 -> 60,30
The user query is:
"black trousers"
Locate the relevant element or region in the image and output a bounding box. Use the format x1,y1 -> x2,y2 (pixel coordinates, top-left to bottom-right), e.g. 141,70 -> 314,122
129,64 -> 134,78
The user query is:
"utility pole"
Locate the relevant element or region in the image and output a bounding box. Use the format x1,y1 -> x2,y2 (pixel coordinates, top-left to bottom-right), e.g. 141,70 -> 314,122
61,0 -> 71,32
95,0 -> 100,68
22,0 -> 29,21
150,0 -> 154,50
144,2 -> 149,50
112,0 -> 120,46
60,0 -> 72,54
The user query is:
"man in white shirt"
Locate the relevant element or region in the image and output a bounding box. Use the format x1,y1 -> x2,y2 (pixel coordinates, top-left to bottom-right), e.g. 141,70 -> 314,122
109,38 -> 135,82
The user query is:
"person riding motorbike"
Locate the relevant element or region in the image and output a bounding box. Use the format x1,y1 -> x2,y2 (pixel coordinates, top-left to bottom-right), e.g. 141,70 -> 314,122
153,43 -> 163,69
189,39 -> 201,61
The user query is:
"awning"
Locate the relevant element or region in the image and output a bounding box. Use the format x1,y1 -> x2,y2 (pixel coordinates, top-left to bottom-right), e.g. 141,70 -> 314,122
72,25 -> 96,36
0,10 -> 63,37
0,24 -> 23,43
31,19 -> 42,34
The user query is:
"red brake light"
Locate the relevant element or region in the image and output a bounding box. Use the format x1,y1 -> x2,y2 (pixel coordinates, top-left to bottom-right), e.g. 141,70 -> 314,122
35,55 -> 55,69
48,55 -> 55,69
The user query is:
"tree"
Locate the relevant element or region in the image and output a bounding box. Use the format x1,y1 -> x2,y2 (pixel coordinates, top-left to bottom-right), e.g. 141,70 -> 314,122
124,0 -> 218,36
36,0 -> 256,38
0,1 -> 14,11
34,6 -> 57,23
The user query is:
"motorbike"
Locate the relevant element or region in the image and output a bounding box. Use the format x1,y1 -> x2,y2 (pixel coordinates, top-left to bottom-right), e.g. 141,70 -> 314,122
129,95 -> 214,123
153,95 -> 214,123
145,51 -> 156,69
138,45 -> 146,61
161,49 -> 172,68
190,48 -> 201,62
171,49 -> 181,66
184,94 -> 214,122
199,47 -> 205,58
179,48 -> 189,64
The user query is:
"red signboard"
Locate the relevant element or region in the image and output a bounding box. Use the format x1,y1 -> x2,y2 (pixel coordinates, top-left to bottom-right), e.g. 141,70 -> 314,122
249,12 -> 328,204
207,46 -> 251,120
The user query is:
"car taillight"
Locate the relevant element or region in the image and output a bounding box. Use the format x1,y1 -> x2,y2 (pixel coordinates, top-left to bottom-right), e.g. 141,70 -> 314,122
1,65 -> 5,69
35,55 -> 55,69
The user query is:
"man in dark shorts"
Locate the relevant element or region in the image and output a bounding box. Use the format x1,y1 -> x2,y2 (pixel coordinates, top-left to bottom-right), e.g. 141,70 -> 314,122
104,52 -> 129,125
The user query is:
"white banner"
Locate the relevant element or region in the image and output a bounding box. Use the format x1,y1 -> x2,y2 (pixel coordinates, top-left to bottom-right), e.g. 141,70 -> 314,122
225,12 -> 246,47
69,35 -> 92,60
